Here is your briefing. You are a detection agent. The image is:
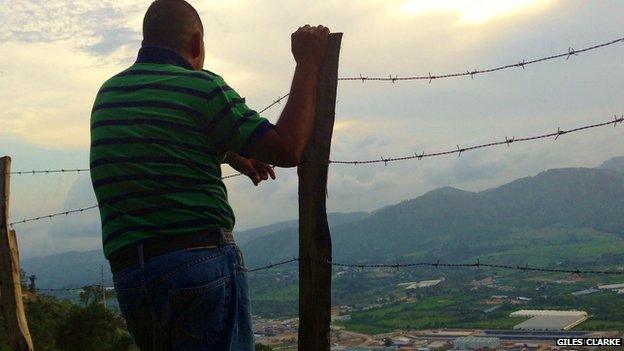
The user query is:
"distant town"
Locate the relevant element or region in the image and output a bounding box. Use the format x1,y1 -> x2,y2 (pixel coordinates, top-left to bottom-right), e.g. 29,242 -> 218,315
254,316 -> 621,351
253,277 -> 624,350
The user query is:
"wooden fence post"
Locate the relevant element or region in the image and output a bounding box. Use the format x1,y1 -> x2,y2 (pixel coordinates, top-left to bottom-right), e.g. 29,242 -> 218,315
0,156 -> 34,351
298,33 -> 342,351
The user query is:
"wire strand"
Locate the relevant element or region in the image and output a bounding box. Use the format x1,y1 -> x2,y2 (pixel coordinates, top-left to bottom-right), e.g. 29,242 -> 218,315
338,36 -> 624,82
7,95 -> 289,177
37,258 -> 300,291
328,260 -> 623,275
37,256 -> 622,292
258,93 -> 289,114
330,115 -> 623,165
9,205 -> 100,226
8,168 -> 90,176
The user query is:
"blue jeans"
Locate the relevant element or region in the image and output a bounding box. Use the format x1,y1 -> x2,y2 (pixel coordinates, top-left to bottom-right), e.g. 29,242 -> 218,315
112,243 -> 254,351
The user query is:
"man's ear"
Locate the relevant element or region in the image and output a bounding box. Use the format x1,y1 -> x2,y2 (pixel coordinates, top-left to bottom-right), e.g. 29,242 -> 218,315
190,32 -> 203,59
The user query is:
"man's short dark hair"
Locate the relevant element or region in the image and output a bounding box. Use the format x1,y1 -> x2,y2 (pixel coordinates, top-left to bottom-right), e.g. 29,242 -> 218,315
142,0 -> 203,52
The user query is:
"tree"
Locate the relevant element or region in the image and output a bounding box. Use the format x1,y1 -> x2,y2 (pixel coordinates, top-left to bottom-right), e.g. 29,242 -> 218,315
79,285 -> 105,307
26,296 -> 72,350
55,304 -> 135,351
0,295 -> 138,351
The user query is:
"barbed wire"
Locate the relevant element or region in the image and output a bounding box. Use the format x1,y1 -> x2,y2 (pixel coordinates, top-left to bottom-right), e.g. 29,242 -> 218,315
10,115 -> 623,225
246,257 -> 300,273
37,257 -> 623,291
7,95 -> 289,177
330,114 -> 624,165
328,260 -> 624,275
37,258 -> 300,292
9,205 -> 100,226
11,114 -> 623,180
6,36 -> 624,176
8,168 -> 89,176
7,166 -> 280,226
258,93 -> 289,114
338,36 -> 624,83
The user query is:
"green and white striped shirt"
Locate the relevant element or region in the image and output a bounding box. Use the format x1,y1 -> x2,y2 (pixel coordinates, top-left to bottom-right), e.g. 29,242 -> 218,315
90,46 -> 273,258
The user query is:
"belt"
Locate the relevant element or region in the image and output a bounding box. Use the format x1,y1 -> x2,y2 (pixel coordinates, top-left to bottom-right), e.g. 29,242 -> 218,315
108,229 -> 235,274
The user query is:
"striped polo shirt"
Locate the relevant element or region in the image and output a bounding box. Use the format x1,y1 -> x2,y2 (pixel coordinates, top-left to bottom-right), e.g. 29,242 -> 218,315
90,46 -> 274,258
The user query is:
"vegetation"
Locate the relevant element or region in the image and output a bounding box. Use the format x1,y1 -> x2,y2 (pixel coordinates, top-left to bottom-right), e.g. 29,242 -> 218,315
0,295 -> 136,351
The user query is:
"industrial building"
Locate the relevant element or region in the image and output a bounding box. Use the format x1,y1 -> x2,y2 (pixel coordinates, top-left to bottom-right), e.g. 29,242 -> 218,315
511,310 -> 587,331
398,278 -> 445,290
597,282 -> 624,290
571,288 -> 599,296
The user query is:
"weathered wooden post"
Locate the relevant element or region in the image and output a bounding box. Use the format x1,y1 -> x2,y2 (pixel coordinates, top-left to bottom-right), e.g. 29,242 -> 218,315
0,156 -> 34,351
297,33 -> 342,351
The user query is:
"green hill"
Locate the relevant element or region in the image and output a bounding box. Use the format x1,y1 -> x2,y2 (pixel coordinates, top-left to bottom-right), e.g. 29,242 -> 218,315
241,165 -> 624,269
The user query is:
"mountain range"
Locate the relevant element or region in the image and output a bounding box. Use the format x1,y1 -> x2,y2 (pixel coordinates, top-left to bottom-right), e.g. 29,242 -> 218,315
22,157 -> 624,289
240,158 -> 624,268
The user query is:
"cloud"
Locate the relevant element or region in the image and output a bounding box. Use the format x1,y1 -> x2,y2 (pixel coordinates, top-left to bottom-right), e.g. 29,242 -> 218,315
3,0 -> 624,257
0,0 -> 142,56
47,173 -> 100,239
84,27 -> 140,56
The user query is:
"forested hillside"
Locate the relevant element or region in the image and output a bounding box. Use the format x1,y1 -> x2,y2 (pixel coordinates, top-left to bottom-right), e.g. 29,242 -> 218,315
241,164 -> 624,268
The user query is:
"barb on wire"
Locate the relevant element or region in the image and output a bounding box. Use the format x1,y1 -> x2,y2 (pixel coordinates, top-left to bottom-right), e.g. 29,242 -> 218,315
246,258 -> 299,273
328,260 -> 624,275
258,93 -> 290,114
338,36 -> 624,82
8,168 -> 89,176
9,205 -> 100,227
331,114 -> 624,165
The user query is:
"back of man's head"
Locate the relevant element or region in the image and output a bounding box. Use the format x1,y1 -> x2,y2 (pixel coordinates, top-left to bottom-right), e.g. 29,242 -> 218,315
142,0 -> 203,54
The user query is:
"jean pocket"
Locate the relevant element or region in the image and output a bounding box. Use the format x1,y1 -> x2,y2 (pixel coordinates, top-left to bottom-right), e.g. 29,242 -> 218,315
168,275 -> 232,348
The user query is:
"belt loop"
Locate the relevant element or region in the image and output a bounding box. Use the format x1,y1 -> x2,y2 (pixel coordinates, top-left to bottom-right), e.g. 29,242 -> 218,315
218,228 -> 226,247
137,243 -> 146,268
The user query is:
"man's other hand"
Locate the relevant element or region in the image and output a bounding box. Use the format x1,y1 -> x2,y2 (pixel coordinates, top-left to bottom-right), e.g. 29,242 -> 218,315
291,24 -> 330,68
226,152 -> 276,186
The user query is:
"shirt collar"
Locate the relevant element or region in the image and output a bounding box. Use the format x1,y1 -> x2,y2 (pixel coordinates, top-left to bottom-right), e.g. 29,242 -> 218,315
135,46 -> 195,70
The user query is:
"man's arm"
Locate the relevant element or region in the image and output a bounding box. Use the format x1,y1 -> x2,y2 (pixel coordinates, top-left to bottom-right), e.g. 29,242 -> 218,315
248,25 -> 330,167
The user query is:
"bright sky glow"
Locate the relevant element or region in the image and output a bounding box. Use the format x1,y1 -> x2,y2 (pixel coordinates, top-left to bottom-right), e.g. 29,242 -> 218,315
399,0 -> 552,25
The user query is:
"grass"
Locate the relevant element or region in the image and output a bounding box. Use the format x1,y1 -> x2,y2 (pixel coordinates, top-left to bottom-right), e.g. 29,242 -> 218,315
455,316 -> 525,329
252,282 -> 298,301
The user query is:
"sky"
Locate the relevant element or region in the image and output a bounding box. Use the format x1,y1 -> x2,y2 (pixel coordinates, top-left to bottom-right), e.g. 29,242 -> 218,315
1,0 -> 623,258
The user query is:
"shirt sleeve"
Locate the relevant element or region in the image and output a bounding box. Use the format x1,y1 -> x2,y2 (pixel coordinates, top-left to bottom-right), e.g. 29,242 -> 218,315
208,76 -> 275,158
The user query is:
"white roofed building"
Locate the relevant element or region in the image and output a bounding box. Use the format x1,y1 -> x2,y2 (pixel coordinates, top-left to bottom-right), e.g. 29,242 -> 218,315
511,310 -> 587,331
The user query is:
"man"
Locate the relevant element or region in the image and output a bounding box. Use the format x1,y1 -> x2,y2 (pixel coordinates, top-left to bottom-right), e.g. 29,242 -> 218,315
89,0 -> 330,349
